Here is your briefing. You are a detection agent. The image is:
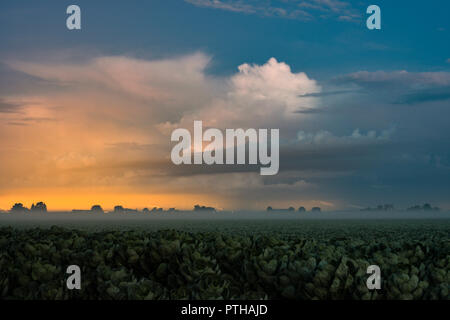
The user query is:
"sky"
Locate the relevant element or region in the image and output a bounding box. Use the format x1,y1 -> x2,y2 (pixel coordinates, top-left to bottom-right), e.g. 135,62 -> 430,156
0,0 -> 449,211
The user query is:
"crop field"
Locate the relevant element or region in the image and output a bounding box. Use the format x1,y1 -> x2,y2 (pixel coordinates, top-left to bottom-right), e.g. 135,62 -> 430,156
0,219 -> 448,300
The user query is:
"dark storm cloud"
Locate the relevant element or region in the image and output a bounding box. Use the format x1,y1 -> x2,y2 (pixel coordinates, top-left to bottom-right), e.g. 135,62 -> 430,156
333,71 -> 450,105
294,90 -> 359,114
279,143 -> 395,172
294,107 -> 328,114
158,141 -> 399,178
298,90 -> 357,98
335,71 -> 450,88
61,139 -> 398,183
394,86 -> 450,104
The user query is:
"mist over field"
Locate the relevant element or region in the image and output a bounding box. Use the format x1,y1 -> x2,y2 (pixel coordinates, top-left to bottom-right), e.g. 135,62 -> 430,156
1,210 -> 449,232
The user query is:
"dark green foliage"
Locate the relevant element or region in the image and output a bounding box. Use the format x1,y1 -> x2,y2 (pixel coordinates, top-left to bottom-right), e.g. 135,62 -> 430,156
0,224 -> 448,300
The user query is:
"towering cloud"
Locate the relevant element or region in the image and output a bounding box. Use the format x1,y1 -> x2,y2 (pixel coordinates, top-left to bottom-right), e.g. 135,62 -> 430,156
0,54 -> 324,210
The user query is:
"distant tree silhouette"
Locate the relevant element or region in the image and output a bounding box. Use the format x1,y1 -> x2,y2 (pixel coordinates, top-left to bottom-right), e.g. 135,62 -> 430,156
31,202 -> 47,213
266,206 -> 273,211
114,205 -> 124,213
298,206 -> 306,212
142,208 -> 150,213
288,207 -> 295,212
362,204 -> 395,211
407,203 -> 440,212
194,205 -> 216,212
10,203 -> 29,213
311,207 -> 321,212
91,205 -> 104,213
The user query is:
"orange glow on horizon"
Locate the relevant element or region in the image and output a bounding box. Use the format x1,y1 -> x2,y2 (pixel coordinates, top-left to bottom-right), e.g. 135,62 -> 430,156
0,189 -> 221,212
